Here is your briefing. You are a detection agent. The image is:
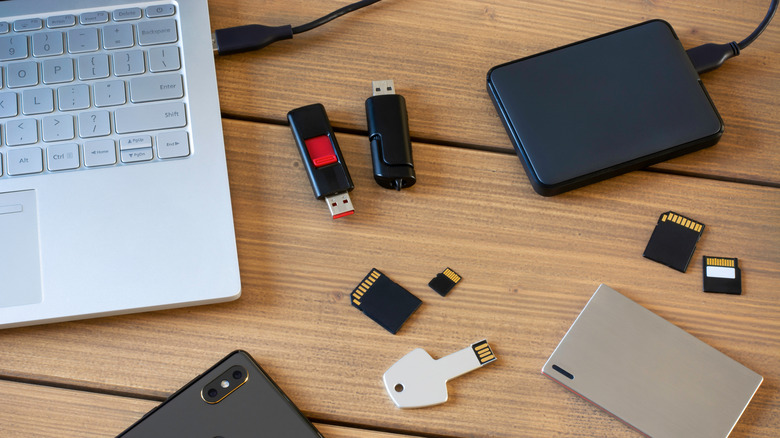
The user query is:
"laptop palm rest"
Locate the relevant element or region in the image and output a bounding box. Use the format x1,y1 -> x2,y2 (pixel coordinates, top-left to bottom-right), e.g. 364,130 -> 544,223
0,190 -> 43,308
543,284 -> 762,437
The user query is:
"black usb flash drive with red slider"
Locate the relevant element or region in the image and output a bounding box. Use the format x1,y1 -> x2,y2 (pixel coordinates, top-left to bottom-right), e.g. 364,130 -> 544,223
288,103 -> 355,219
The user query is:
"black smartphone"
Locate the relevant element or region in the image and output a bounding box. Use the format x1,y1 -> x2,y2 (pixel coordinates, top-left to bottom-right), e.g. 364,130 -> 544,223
117,350 -> 324,437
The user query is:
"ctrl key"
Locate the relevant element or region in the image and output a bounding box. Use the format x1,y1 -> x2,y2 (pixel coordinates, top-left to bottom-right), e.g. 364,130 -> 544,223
84,139 -> 117,167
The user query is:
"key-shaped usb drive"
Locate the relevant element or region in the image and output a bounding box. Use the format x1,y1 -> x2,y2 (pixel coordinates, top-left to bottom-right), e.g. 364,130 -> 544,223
382,340 -> 497,408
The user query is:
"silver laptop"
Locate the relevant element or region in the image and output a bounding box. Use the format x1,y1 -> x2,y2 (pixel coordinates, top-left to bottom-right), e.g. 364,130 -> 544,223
0,0 -> 240,329
543,284 -> 762,437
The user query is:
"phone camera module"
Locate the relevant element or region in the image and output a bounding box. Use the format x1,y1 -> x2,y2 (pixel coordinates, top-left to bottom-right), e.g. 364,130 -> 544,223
202,365 -> 248,404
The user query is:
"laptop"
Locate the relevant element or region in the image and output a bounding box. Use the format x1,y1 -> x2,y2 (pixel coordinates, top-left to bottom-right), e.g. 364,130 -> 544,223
0,0 -> 240,329
543,284 -> 762,437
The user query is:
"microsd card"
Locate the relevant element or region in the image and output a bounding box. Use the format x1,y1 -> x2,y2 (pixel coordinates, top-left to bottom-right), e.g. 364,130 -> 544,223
643,211 -> 704,272
351,269 -> 421,334
703,256 -> 742,295
428,268 -> 461,296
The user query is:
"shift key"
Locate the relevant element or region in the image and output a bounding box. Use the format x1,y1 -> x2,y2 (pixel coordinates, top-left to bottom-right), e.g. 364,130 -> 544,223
130,74 -> 183,103
115,102 -> 186,134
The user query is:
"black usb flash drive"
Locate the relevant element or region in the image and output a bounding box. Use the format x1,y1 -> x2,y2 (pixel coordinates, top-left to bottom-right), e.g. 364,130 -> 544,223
288,103 -> 355,219
365,80 -> 416,190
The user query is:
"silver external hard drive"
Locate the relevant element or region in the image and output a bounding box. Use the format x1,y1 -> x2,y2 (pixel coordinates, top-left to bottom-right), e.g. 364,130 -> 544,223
543,284 -> 762,437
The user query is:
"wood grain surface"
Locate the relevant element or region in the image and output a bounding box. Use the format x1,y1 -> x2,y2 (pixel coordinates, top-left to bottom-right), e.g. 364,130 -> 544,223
1,121 -> 778,437
0,380 -> 420,438
208,0 -> 780,186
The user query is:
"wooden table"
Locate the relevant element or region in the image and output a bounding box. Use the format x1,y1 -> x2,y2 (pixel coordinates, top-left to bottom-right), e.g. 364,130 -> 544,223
2,1 -> 778,436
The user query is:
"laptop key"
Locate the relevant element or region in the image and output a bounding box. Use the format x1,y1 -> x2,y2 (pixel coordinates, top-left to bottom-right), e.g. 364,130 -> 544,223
42,114 -> 75,142
7,147 -> 43,175
157,131 -> 189,158
77,54 -> 110,80
5,118 -> 38,146
0,92 -> 18,118
80,12 -> 110,26
129,73 -> 183,103
42,58 -> 75,84
119,135 -> 152,150
6,61 -> 39,88
22,88 -> 54,115
84,139 -> 116,167
13,19 -> 43,32
148,46 -> 180,72
137,19 -> 177,45
0,35 -> 28,61
32,32 -> 64,57
114,49 -> 146,76
46,143 -> 80,171
121,147 -> 153,163
114,8 -> 143,22
103,23 -> 135,49
115,101 -> 185,134
47,15 -> 76,29
67,28 -> 99,53
146,5 -> 176,18
57,84 -> 90,111
78,110 -> 111,138
94,80 -> 126,107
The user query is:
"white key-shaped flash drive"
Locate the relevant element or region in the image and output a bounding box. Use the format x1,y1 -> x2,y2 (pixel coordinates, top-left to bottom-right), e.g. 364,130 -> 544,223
383,340 -> 497,408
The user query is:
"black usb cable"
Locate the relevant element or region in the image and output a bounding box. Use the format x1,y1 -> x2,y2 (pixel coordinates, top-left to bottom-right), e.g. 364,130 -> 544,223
212,0 -> 383,55
687,0 -> 777,74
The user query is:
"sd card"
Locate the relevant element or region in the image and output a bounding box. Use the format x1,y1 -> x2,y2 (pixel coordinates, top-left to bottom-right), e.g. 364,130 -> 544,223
643,211 -> 704,272
428,268 -> 461,297
703,256 -> 742,295
351,269 -> 421,334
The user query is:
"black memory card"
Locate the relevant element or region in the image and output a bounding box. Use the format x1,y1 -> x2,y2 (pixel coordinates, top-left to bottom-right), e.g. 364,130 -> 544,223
351,269 -> 421,334
703,256 -> 742,295
643,211 -> 705,272
428,268 -> 462,297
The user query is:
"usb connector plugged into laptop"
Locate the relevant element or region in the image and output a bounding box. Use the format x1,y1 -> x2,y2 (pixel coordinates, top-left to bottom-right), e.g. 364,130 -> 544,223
212,0 -> 383,55
288,104 -> 355,219
212,24 -> 293,55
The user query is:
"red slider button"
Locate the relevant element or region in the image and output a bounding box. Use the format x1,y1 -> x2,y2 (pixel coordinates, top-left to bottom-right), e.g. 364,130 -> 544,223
304,135 -> 338,168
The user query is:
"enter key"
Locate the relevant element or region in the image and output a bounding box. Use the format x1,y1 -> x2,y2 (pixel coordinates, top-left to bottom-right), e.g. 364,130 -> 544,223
129,73 -> 183,103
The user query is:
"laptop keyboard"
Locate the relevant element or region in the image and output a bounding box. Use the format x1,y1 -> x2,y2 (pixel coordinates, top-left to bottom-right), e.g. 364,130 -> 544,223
0,4 -> 190,178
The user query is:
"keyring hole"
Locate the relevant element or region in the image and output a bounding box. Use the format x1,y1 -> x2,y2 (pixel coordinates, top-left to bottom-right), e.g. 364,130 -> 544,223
394,383 -> 404,392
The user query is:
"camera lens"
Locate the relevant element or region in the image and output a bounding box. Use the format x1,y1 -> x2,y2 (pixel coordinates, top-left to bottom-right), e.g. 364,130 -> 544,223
207,388 -> 218,398
232,370 -> 243,380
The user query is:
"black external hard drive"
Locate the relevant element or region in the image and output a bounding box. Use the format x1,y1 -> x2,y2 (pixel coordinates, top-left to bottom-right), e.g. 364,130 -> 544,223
487,20 -> 724,196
